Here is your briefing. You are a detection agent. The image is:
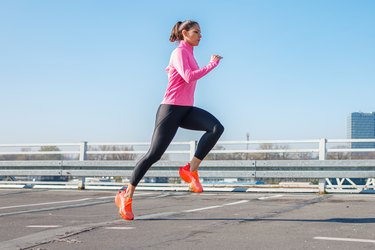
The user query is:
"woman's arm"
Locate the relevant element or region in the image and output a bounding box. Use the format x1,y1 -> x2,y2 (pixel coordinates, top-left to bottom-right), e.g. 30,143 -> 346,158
172,49 -> 220,84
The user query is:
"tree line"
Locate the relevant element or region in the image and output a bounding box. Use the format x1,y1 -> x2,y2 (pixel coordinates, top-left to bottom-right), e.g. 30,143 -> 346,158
0,145 -> 136,161
205,144 -> 375,160
1,144 -> 374,161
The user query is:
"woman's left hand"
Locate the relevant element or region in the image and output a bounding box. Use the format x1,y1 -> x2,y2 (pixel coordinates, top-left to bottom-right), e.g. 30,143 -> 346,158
211,54 -> 223,62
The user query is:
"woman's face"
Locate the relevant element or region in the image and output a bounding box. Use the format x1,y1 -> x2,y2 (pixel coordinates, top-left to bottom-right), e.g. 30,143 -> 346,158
182,25 -> 202,46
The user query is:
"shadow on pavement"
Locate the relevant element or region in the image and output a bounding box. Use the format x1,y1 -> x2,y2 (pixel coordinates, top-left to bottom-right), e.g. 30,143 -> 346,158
138,217 -> 375,223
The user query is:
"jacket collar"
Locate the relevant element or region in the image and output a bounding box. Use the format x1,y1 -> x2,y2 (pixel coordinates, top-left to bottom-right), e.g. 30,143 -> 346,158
178,40 -> 193,53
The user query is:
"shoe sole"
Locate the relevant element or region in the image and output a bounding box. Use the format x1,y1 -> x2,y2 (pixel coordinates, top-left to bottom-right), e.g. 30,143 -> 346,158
180,168 -> 203,193
115,188 -> 134,220
189,180 -> 203,193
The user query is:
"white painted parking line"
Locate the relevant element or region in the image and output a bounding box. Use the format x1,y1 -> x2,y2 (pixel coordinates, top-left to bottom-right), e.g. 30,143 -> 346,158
104,227 -> 135,230
314,236 -> 375,243
258,195 -> 284,200
26,225 -> 61,228
184,205 -> 222,213
224,200 -> 250,206
0,198 -> 93,210
137,200 -> 250,219
183,200 -> 249,213
0,193 -> 153,210
0,197 -> 112,210
137,211 -> 180,220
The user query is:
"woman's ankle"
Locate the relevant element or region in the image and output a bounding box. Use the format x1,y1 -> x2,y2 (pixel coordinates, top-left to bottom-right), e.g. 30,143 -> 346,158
125,184 -> 135,198
189,157 -> 202,172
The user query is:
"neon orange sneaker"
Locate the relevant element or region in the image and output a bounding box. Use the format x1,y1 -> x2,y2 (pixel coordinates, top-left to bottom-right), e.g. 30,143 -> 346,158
189,171 -> 203,193
179,163 -> 203,193
179,163 -> 192,183
114,187 -> 125,208
115,188 -> 134,220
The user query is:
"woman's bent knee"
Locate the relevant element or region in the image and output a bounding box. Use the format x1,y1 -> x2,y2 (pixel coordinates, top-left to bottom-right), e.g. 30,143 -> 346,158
213,123 -> 224,137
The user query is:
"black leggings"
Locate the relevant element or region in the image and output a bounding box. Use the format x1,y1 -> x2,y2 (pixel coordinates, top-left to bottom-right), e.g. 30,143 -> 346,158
129,104 -> 224,186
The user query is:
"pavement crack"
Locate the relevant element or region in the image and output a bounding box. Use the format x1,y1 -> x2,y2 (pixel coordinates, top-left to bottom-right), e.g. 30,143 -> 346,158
0,200 -> 111,217
239,195 -> 331,224
1,219 -> 123,250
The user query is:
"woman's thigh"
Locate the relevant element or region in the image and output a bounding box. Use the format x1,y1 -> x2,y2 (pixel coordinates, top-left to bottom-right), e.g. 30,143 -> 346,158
149,105 -> 191,152
179,107 -> 221,131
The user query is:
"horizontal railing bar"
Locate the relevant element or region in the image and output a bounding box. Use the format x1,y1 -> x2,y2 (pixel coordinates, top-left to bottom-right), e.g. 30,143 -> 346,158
0,181 -> 78,185
1,149 -> 324,156
210,149 -> 319,153
86,151 -> 146,155
0,139 -> 373,148
328,139 -> 375,143
327,148 -> 375,153
0,170 -> 254,178
0,143 -> 81,147
87,142 -> 150,146
218,140 -> 321,144
0,160 -> 254,167
0,151 -> 79,155
0,170 -> 63,176
1,170 -> 374,178
2,160 -> 375,167
3,149 -> 373,155
0,181 -> 317,188
255,160 -> 375,167
0,161 -> 62,166
87,141 -> 192,146
1,160 -> 375,167
255,171 -> 375,178
60,170 -> 255,178
86,150 -> 189,155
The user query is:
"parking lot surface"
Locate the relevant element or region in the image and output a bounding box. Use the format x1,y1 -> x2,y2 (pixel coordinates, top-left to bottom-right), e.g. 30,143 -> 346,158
1,189 -> 375,250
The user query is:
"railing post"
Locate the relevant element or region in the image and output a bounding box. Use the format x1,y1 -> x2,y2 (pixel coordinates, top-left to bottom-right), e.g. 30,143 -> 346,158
319,138 -> 327,160
318,138 -> 327,194
189,140 -> 197,160
318,178 -> 326,194
78,141 -> 88,190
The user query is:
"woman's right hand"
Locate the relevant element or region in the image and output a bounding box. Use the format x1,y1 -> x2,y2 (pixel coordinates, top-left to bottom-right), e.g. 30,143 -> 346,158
211,54 -> 223,62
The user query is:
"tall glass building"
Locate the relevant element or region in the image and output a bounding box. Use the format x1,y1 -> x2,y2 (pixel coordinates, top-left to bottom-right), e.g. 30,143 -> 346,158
347,112 -> 375,148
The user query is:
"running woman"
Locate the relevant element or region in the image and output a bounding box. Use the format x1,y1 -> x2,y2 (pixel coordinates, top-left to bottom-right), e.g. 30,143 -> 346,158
115,20 -> 224,220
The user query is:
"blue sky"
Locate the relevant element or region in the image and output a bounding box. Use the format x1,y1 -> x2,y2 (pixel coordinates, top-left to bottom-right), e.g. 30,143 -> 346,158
1,0 -> 374,144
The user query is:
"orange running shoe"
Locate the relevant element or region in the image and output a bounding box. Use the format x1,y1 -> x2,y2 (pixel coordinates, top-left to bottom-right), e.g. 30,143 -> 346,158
179,163 -> 203,193
189,171 -> 203,193
114,187 -> 126,208
115,188 -> 134,220
179,163 -> 192,183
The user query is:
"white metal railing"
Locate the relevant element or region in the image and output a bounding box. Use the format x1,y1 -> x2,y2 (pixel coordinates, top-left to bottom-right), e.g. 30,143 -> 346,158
1,138 -> 375,193
1,138 -> 374,160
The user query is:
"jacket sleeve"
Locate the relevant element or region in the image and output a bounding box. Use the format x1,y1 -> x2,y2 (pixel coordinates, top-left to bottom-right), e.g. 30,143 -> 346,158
172,48 -> 219,84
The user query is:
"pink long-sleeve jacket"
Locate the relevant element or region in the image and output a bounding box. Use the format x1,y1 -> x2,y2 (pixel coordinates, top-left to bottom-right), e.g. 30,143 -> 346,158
161,40 -> 219,106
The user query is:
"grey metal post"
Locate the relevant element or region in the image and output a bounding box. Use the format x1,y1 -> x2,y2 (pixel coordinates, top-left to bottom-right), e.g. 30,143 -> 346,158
78,141 -> 88,190
189,140 -> 197,160
318,178 -> 326,194
319,138 -> 327,160
318,138 -> 327,193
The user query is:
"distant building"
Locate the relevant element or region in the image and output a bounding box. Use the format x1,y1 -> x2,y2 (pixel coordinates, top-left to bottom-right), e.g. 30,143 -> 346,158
347,112 -> 375,148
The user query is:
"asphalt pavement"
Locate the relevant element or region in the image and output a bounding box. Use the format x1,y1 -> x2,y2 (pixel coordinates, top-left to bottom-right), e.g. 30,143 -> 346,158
1,188 -> 375,250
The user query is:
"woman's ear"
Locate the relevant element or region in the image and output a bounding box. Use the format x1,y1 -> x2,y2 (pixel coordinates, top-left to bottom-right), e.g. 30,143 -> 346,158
181,29 -> 187,38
